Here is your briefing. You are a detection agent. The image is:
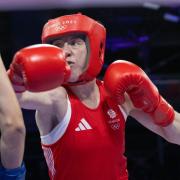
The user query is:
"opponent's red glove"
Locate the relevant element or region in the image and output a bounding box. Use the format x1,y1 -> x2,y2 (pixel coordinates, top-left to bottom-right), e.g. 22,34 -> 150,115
8,44 -> 70,92
104,60 -> 174,127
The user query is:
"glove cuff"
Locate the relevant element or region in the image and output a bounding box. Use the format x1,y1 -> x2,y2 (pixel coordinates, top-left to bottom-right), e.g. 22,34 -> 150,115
150,96 -> 175,127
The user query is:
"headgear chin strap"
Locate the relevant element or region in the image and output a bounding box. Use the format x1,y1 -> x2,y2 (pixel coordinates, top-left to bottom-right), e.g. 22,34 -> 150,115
41,13 -> 106,85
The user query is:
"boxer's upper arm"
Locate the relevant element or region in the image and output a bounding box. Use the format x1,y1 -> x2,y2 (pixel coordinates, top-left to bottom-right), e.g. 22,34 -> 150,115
16,86 -> 67,111
35,87 -> 69,136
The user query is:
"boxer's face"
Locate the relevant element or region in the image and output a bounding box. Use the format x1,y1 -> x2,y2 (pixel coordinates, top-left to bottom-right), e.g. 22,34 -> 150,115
52,33 -> 88,82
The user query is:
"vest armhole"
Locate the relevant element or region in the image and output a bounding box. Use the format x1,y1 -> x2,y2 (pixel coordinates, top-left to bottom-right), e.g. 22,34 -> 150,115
41,96 -> 71,145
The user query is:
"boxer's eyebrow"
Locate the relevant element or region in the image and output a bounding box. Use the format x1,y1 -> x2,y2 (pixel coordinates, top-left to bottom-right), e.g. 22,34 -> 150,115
50,33 -> 86,45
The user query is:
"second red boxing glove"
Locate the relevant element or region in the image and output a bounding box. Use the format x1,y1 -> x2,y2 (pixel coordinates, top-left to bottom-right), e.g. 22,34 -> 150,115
9,44 -> 71,92
104,60 -> 174,127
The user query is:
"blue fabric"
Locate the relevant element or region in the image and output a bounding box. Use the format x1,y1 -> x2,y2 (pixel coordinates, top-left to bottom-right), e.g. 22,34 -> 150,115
0,163 -> 26,180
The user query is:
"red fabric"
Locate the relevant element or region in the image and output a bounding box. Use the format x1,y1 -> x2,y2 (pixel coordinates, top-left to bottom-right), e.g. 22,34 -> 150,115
42,80 -> 128,180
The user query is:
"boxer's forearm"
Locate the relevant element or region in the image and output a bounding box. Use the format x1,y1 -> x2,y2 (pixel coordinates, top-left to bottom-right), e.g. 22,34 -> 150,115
162,111 -> 180,144
130,110 -> 180,145
1,123 -> 25,168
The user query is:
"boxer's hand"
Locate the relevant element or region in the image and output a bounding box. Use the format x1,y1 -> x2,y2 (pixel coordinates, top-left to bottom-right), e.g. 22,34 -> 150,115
104,60 -> 174,126
8,44 -> 71,92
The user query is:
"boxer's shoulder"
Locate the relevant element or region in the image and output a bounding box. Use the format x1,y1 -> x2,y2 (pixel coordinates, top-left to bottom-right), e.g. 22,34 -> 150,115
48,86 -> 68,102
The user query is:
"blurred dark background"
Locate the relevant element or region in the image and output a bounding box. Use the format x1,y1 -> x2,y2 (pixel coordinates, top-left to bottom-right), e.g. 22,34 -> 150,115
0,2 -> 180,180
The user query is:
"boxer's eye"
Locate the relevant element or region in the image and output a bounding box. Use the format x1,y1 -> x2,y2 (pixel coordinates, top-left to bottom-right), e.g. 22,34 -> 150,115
52,40 -> 64,48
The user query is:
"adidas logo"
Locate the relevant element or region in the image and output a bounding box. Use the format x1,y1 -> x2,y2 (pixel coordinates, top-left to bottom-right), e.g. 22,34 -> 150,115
75,118 -> 92,131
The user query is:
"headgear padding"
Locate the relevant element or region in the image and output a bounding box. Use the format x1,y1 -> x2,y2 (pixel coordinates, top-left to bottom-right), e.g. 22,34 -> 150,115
41,13 -> 106,84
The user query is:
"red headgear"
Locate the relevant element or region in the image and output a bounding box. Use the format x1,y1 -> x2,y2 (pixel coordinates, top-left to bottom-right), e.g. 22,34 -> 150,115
41,13 -> 106,84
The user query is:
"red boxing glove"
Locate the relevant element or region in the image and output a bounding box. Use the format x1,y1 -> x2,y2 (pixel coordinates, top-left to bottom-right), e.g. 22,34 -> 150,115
104,60 -> 174,127
8,44 -> 71,92
8,68 -> 26,93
